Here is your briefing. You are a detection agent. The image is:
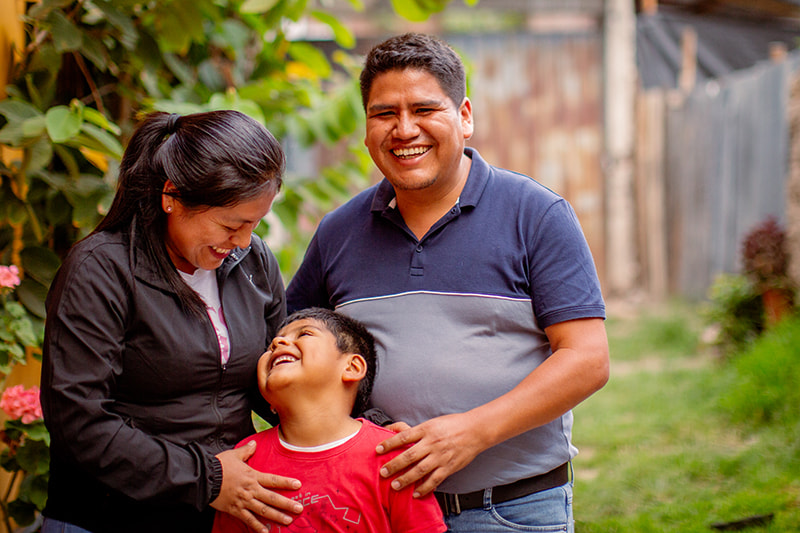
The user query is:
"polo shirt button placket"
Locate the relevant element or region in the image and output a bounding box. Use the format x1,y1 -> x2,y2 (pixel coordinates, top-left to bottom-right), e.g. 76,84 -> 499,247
410,244 -> 424,276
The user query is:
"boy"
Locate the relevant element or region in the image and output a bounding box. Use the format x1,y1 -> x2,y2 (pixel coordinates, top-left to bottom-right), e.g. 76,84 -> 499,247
211,308 -> 446,533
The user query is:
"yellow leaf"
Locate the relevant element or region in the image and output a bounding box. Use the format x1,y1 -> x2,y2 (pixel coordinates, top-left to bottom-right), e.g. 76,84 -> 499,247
80,147 -> 109,172
286,62 -> 317,81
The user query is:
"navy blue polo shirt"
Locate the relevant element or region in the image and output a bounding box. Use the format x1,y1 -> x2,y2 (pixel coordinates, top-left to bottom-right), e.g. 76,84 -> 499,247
287,148 -> 605,493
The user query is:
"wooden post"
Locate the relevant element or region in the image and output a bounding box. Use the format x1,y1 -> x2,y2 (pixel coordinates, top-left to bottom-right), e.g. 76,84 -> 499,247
770,41 -> 788,63
604,0 -> 639,297
787,72 -> 800,288
635,90 -> 668,298
641,0 -> 658,15
678,26 -> 697,93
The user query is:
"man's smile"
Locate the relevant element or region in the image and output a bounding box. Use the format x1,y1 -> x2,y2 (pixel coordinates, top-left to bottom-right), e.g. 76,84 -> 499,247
392,146 -> 430,159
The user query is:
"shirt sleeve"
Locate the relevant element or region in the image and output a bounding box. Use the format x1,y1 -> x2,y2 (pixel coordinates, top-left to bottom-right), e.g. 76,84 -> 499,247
388,486 -> 447,533
286,229 -> 334,313
527,198 -> 606,329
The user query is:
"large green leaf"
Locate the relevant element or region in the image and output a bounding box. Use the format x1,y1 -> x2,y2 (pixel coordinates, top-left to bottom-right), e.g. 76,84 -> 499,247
390,0 -> 450,21
155,0 -> 207,53
311,11 -> 355,49
390,0 -> 428,21
288,41 -> 331,79
92,0 -> 140,50
15,278 -> 48,319
21,116 -> 47,138
1,198 -> 28,224
20,246 -> 61,287
82,107 -> 121,135
80,33 -> 109,72
240,0 -> 281,14
16,439 -> 50,476
46,10 -> 83,52
45,106 -> 83,143
0,100 -> 42,122
74,123 -> 123,158
0,122 -> 26,146
27,136 -> 54,174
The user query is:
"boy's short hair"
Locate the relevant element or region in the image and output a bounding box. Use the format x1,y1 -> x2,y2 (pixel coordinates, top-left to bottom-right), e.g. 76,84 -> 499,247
280,308 -> 377,416
359,32 -> 466,110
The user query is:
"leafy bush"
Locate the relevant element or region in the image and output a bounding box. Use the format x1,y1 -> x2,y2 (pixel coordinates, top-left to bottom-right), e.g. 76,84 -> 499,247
718,315 -> 800,426
741,216 -> 792,292
702,273 -> 764,357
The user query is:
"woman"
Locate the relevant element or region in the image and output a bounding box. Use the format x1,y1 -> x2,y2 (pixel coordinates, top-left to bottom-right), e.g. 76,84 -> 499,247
40,111 -> 303,533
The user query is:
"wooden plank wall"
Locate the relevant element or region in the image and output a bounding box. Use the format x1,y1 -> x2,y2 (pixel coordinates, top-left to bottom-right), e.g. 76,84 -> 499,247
636,52 -> 800,300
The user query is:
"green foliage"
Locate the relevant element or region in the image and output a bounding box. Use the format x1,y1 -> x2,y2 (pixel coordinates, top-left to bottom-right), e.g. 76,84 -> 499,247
0,418 -> 49,528
1,0 -> 464,306
702,273 -> 764,357
0,0 -> 455,329
718,315 -> 800,426
575,304 -> 800,533
1,1 -> 463,526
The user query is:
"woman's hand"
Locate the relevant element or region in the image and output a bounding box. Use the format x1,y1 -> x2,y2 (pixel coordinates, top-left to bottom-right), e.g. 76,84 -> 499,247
211,441 -> 303,532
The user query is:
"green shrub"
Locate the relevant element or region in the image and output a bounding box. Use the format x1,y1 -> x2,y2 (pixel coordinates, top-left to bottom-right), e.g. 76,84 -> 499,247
702,273 -> 764,357
718,315 -> 800,426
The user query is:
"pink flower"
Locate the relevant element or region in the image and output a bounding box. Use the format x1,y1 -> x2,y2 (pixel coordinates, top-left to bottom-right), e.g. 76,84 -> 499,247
0,385 -> 43,424
0,265 -> 21,289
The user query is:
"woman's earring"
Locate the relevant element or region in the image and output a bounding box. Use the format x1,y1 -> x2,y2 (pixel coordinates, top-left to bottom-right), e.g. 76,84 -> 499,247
166,206 -> 173,213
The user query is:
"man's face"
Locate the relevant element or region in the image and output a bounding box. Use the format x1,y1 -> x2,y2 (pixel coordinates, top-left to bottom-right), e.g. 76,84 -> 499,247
364,68 -> 473,195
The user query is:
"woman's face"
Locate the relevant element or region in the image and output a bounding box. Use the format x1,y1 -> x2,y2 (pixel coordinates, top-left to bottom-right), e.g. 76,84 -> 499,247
162,185 -> 276,274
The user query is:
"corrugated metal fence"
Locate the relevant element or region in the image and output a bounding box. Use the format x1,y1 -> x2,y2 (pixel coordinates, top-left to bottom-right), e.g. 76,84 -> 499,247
638,51 -> 799,299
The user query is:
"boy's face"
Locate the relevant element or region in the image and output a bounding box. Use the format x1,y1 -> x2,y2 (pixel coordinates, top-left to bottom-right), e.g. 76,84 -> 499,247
258,318 -> 350,403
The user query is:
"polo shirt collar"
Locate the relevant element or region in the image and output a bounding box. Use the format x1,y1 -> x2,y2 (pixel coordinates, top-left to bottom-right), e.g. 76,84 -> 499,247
370,147 -> 491,213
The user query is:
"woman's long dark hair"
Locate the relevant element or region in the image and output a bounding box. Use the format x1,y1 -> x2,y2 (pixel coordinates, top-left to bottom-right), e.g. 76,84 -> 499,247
95,110 -> 285,316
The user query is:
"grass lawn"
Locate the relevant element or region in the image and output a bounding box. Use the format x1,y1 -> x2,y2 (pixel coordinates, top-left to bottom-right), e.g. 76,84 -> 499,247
572,301 -> 800,532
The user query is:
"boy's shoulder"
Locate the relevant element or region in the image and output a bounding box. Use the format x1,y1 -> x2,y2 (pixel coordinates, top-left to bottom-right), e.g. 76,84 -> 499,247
357,419 -> 409,454
236,426 -> 278,449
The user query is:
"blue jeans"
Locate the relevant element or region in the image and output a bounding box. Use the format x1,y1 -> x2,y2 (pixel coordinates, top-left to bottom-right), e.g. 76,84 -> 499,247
444,482 -> 574,532
41,517 -> 94,533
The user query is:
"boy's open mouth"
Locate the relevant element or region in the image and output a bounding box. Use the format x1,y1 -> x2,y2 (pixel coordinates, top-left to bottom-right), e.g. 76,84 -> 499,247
270,354 -> 298,370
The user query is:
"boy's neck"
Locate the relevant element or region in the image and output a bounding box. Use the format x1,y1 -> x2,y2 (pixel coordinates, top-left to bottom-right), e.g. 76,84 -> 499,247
276,410 -> 362,448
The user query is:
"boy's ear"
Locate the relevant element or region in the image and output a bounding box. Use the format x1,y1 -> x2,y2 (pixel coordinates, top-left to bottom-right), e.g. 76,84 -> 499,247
342,353 -> 367,383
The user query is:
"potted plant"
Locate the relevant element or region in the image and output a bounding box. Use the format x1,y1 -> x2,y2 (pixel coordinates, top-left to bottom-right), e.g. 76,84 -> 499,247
741,216 -> 796,326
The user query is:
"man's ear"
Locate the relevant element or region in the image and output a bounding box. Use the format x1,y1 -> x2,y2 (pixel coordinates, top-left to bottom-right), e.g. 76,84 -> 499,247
342,354 -> 367,383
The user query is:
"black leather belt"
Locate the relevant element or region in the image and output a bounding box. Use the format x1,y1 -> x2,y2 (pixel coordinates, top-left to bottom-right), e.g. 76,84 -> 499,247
435,463 -> 570,516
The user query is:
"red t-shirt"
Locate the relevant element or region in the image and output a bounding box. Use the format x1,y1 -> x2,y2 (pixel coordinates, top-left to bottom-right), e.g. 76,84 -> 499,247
211,419 -> 446,533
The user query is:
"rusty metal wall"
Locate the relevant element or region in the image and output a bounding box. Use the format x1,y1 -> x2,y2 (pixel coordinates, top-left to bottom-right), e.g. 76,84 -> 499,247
661,53 -> 799,299
446,32 -> 606,285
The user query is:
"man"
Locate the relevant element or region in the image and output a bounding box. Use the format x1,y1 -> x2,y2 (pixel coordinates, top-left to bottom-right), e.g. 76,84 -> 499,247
286,32 -> 609,532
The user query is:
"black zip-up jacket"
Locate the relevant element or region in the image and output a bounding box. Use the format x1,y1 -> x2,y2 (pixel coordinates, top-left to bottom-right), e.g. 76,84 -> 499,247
40,229 -> 285,533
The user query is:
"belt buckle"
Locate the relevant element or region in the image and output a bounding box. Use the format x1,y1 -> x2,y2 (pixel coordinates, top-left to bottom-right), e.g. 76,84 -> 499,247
443,493 -> 462,515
